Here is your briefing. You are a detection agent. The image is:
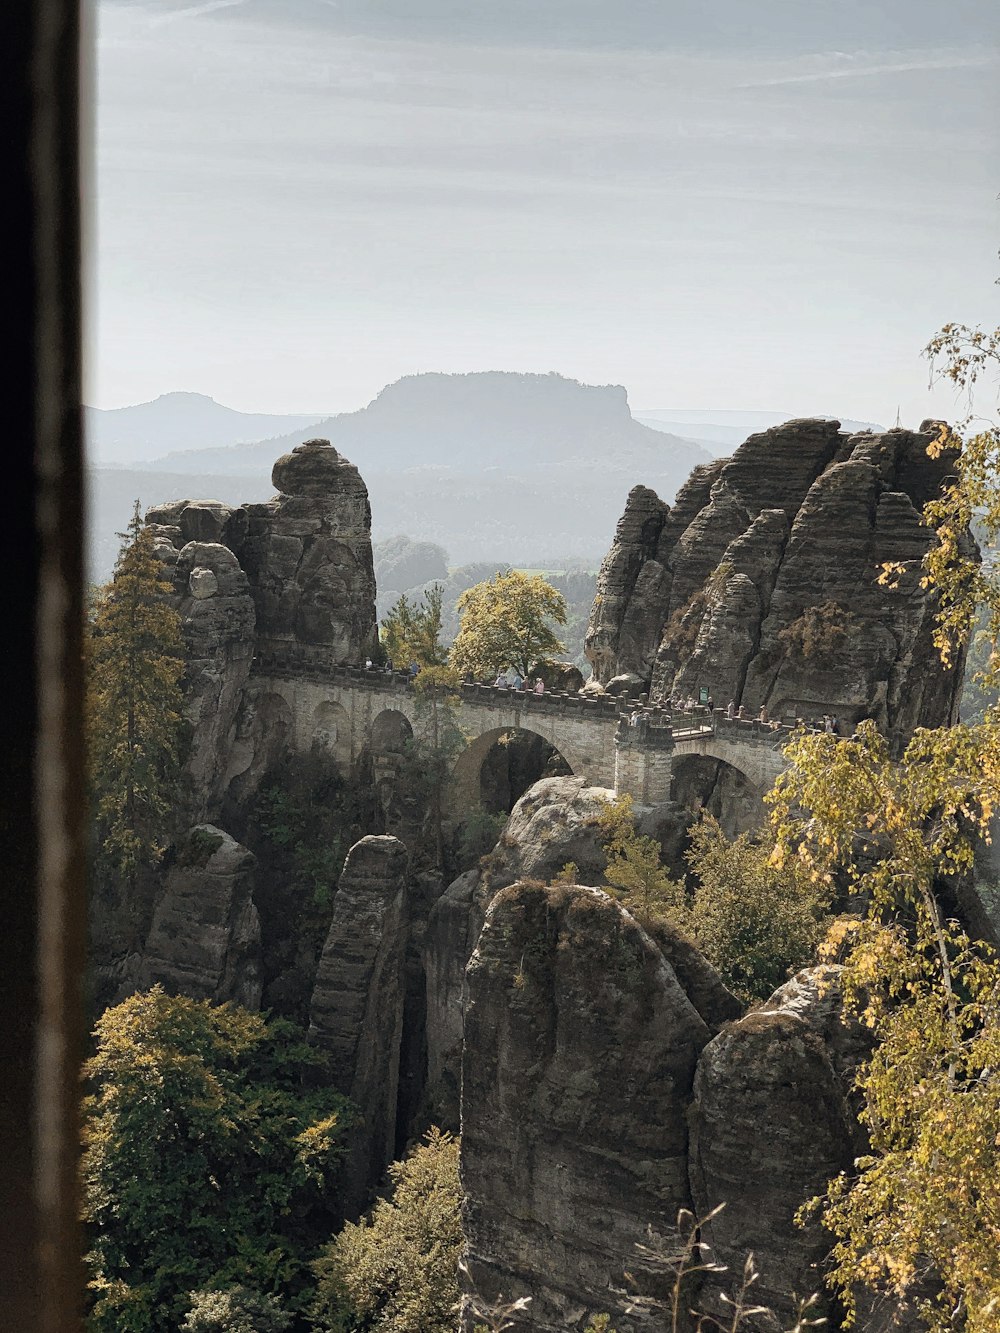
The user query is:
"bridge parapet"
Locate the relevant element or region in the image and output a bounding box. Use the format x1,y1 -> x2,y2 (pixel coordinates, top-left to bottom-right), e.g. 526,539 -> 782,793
251,650 -> 624,723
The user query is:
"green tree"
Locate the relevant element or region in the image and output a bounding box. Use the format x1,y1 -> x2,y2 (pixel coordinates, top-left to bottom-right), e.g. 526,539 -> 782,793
87,501 -> 186,895
182,1286 -> 291,1333
82,988 -> 353,1333
381,585 -> 449,670
450,570 -> 567,679
597,794 -> 685,922
312,1128 -> 462,1333
397,666 -> 467,869
683,815 -> 829,1004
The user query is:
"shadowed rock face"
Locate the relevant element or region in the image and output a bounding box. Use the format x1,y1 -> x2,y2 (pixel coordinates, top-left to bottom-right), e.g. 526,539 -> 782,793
585,420 -> 968,751
689,967 -> 871,1331
140,825 -> 262,1009
309,835 -> 410,1203
145,440 -> 377,820
423,776 -> 700,1130
460,881 -> 713,1332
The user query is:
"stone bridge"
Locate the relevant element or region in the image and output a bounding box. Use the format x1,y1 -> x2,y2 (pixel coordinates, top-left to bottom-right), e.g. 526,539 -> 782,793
249,651 -> 797,816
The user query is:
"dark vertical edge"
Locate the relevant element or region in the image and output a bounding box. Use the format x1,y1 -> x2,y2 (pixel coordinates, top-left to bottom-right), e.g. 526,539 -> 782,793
1,2 -> 85,1330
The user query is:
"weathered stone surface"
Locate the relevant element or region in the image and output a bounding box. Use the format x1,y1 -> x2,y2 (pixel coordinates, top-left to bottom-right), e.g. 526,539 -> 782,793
168,541 -> 256,820
460,881 -> 712,1332
586,421 -> 967,752
309,835 -> 409,1196
423,868 -> 479,1130
239,439 -> 377,664
689,966 -> 868,1328
140,825 -> 262,1008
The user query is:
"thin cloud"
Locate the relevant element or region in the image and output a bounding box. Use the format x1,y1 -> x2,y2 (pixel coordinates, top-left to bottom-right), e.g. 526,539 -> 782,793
741,51 -> 997,88
149,0 -> 247,26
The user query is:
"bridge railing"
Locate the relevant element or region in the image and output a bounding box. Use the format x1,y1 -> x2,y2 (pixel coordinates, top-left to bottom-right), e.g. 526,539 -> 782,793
250,651 -> 623,720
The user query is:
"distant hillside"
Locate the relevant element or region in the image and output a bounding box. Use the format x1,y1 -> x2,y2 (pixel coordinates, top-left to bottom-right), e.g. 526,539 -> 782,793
86,392 -> 327,466
635,408 -> 883,454
134,372 -> 707,476
88,373 -> 712,579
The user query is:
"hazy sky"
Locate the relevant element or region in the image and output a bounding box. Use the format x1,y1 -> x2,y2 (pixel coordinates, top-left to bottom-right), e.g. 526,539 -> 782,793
90,0 -> 999,425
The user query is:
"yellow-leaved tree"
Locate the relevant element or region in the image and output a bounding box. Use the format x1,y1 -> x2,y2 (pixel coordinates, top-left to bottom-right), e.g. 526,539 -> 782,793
450,569 -> 567,679
767,322 -> 1000,1330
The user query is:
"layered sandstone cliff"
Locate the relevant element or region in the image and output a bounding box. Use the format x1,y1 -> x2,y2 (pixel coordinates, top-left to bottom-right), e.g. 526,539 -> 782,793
585,420 -> 968,749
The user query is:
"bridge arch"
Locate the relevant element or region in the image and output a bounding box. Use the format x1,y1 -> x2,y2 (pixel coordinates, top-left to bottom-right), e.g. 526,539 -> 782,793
310,699 -> 352,771
670,751 -> 766,838
450,726 -> 574,816
370,707 -> 413,755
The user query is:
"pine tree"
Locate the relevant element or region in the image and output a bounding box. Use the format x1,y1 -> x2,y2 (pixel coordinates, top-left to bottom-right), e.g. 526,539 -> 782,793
87,502 -> 185,898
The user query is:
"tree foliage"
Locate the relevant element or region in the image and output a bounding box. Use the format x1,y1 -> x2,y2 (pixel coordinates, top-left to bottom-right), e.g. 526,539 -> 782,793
312,1128 -> 462,1333
450,569 -> 567,679
761,321 -> 1000,1331
396,667 -> 467,869
381,585 -> 449,670
682,815 -> 829,1004
597,794 -> 685,921
87,501 -> 186,893
182,1286 -> 291,1333
82,988 -> 354,1333
769,720 -> 1000,1329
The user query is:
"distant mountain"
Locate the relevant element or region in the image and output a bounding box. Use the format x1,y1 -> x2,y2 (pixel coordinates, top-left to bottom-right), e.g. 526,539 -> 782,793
86,392 -> 328,466
635,408 -> 883,455
133,373 -> 708,476
88,373 -> 712,579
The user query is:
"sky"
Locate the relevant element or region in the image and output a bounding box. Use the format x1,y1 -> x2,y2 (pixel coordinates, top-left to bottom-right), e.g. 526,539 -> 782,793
89,0 -> 1000,426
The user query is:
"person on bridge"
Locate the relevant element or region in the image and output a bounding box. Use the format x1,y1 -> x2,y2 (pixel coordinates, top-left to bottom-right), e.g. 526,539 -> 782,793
511,670 -> 523,690
758,704 -> 769,724
534,677 -> 545,694
726,700 -> 735,720
494,672 -> 506,687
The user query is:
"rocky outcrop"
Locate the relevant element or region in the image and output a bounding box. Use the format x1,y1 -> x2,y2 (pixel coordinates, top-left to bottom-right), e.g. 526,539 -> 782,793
241,439 -> 377,664
423,777 -> 698,1128
309,835 -> 410,1198
140,825 -> 262,1008
689,967 -> 870,1329
585,421 -> 967,751
460,881 -> 712,1331
459,929 -> 890,1333
145,439 -> 377,821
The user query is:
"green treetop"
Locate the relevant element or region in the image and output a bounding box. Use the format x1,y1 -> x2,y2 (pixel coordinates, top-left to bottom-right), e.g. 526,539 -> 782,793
83,988 -> 353,1333
87,501 -> 186,893
450,569 -> 567,679
380,584 -> 449,670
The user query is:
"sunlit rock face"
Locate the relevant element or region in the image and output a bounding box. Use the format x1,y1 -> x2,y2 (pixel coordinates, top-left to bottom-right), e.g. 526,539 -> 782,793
585,419 -> 969,752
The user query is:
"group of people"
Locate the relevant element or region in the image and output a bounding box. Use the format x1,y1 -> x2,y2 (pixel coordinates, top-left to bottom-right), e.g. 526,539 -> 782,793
493,670 -> 546,694
666,693 -> 715,714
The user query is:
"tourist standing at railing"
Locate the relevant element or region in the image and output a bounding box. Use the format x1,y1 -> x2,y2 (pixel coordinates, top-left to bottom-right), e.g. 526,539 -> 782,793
493,671 -> 505,688
534,677 -> 545,695
726,699 -> 735,720
758,704 -> 768,724
511,670 -> 523,690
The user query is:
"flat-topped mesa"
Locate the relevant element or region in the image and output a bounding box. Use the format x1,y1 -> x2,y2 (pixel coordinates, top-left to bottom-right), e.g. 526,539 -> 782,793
585,417 -> 970,751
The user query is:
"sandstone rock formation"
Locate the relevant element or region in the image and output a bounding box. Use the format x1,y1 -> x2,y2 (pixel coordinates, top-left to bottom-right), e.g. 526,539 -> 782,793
243,440 -> 377,664
423,776 -> 698,1127
140,825 -> 262,1009
689,966 -> 869,1329
309,835 -> 410,1200
585,421 -> 967,751
145,439 -> 377,820
460,881 -> 712,1331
